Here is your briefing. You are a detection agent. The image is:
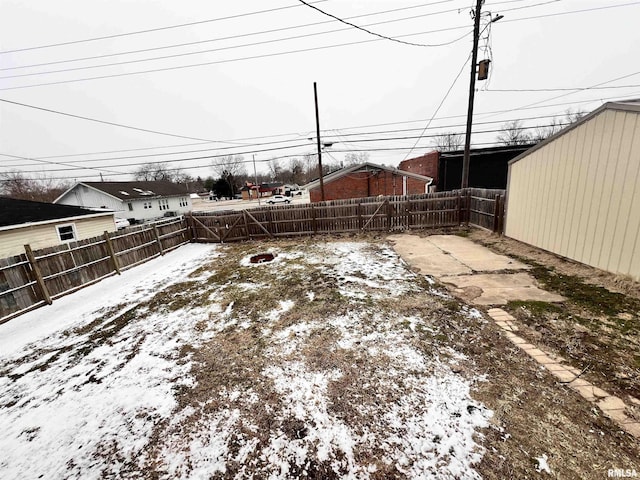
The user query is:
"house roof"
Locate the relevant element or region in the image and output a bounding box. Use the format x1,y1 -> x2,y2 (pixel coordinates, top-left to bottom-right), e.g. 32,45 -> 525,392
0,197 -> 112,228
439,143 -> 536,159
508,99 -> 640,166
303,162 -> 433,190
56,180 -> 190,203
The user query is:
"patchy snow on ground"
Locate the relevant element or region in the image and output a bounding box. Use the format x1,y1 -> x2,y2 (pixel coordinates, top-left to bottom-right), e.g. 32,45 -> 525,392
0,240 -> 492,479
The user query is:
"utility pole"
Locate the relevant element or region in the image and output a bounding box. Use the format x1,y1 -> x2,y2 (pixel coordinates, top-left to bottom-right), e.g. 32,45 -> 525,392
313,82 -> 325,202
252,154 -> 261,206
461,0 -> 484,189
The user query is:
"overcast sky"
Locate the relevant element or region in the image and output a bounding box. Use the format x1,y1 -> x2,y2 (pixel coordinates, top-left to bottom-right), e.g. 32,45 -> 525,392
1,0 -> 639,183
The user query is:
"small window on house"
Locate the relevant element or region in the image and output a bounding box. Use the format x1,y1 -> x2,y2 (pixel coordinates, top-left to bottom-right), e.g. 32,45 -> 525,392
57,224 -> 76,242
179,197 -> 188,207
128,202 -> 133,211
143,201 -> 152,209
159,199 -> 169,211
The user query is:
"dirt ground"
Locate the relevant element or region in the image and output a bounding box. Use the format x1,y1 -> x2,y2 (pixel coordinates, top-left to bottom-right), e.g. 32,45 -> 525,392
1,233 -> 638,479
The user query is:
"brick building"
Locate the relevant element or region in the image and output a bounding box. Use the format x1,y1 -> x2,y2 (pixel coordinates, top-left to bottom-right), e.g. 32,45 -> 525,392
398,145 -> 534,191
397,151 -> 439,179
304,163 -> 433,203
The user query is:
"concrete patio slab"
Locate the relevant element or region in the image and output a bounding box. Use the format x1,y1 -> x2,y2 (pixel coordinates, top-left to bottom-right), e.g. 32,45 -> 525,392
387,234 -> 472,276
427,235 -> 529,272
439,272 -> 565,305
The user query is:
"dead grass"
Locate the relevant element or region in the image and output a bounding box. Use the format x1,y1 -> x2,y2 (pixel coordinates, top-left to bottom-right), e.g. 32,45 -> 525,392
10,234 -> 638,478
470,229 -> 640,402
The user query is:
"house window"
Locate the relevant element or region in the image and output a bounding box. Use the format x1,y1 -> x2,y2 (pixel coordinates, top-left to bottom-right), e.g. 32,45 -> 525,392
179,197 -> 188,207
143,201 -> 152,209
159,199 -> 169,211
57,224 -> 76,242
128,202 -> 133,211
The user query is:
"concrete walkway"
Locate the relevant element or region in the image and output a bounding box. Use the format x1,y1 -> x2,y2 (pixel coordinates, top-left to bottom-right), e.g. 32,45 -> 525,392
388,233 -> 640,440
388,234 -> 564,305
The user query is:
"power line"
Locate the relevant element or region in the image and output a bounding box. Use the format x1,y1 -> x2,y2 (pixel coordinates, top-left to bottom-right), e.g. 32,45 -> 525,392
0,120 -> 569,169
0,0 -> 332,55
3,1 -> 630,91
0,12 -> 475,81
0,28 -> 470,91
0,142 -> 540,182
0,111 -> 569,168
0,152 -> 126,175
0,122 -> 568,174
295,0 -> 449,47
477,71 -> 640,120
400,51 -> 472,161
0,97 -> 244,144
484,84 -> 640,92
1,1 -> 457,72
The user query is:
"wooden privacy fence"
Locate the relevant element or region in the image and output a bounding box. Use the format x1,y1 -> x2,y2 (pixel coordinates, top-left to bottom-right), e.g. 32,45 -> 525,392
0,217 -> 189,324
188,188 -> 505,243
0,189 -> 504,324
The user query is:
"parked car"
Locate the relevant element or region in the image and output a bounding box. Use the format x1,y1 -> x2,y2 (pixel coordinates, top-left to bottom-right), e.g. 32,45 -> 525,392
115,218 -> 130,230
267,195 -> 291,205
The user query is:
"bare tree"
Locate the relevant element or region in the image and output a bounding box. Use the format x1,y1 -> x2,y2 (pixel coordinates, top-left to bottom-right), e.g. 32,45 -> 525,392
430,132 -> 464,151
268,158 -> 282,180
211,155 -> 247,196
565,108 -> 586,124
343,152 -> 370,166
133,162 -> 191,183
532,118 -> 565,142
532,109 -> 588,142
0,170 -> 70,202
497,120 -> 532,146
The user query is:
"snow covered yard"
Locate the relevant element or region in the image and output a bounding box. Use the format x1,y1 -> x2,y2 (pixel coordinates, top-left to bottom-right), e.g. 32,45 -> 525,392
0,239 -> 493,479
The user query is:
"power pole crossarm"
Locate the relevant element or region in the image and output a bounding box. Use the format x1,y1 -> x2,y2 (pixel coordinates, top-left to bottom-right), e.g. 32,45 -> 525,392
461,0 -> 484,189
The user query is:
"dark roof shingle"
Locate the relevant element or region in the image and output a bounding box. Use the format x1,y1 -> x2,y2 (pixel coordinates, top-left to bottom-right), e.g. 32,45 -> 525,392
82,181 -> 189,200
0,197 -> 107,227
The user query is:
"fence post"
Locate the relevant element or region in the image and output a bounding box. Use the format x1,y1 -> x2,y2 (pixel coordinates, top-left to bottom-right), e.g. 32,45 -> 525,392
242,211 -> 250,240
24,244 -> 52,305
152,225 -> 165,255
184,215 -> 194,242
103,231 -> 121,274
492,194 -> 501,232
497,194 -> 505,234
386,199 -> 392,231
405,198 -> 412,230
357,203 -> 363,230
311,205 -> 317,234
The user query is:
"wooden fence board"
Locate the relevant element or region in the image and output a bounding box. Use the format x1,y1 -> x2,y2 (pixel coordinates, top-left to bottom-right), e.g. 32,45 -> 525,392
1,217 -> 189,323
2,190 -> 504,323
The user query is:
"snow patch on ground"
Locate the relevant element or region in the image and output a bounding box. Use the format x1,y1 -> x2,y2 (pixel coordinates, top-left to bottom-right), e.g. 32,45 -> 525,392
0,240 -> 494,479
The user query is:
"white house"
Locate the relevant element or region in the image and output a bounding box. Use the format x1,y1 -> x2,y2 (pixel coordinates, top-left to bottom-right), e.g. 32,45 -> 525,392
55,181 -> 192,223
505,99 -> 640,281
0,197 -> 116,258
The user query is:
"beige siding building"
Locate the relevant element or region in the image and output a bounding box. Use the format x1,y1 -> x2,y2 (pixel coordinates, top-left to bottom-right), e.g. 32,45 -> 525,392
505,100 -> 640,281
0,198 -> 116,258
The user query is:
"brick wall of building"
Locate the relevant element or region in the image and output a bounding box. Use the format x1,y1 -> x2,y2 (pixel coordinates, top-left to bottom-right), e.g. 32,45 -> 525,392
398,151 -> 439,180
309,170 -> 430,202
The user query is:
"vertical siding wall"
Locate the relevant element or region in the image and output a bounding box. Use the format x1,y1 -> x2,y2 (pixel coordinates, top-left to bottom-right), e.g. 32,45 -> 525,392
506,109 -> 640,280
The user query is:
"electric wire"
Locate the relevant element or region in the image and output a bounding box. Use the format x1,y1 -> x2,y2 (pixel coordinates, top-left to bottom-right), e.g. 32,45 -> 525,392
0,0 -> 332,55
0,1 -> 459,72
296,0 -> 452,47
0,98 -> 246,144
3,2 -> 635,91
